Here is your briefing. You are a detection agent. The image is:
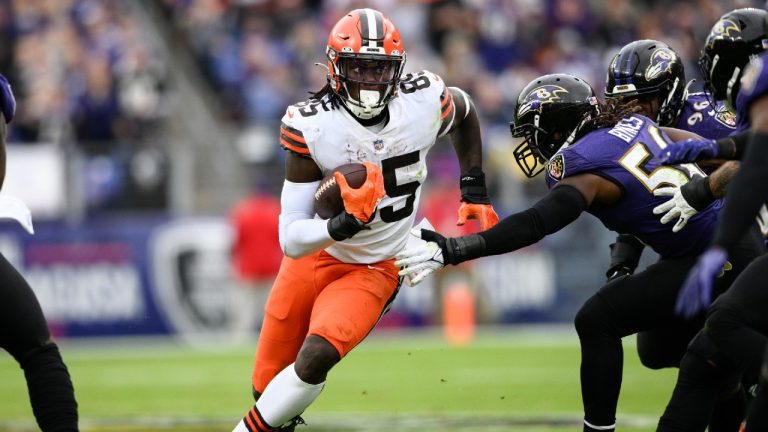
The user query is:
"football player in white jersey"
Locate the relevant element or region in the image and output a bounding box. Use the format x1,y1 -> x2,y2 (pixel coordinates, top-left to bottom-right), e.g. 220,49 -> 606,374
232,8 -> 498,432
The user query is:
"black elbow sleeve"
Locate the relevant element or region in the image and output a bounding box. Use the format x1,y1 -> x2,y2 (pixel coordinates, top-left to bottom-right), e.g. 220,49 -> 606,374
530,185 -> 589,232
479,185 -> 587,255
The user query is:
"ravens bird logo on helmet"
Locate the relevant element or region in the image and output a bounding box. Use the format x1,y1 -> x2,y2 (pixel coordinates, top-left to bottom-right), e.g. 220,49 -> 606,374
645,48 -> 675,81
706,19 -> 741,49
517,85 -> 569,117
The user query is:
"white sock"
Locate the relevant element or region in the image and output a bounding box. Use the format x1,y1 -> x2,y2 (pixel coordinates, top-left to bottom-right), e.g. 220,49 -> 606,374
256,363 -> 325,427
232,419 -> 249,432
584,419 -> 616,431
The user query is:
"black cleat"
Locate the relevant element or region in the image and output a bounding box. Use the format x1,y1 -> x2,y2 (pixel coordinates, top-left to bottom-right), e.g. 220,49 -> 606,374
275,415 -> 306,431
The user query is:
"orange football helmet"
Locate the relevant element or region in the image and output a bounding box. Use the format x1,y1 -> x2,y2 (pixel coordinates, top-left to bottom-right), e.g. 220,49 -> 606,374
326,8 -> 406,119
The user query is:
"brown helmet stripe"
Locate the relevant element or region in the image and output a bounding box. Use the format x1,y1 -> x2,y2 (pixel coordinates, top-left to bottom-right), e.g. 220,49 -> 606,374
359,9 -> 384,48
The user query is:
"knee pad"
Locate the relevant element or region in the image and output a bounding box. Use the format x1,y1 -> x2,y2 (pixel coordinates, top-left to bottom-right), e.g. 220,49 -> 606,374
575,295 -> 614,338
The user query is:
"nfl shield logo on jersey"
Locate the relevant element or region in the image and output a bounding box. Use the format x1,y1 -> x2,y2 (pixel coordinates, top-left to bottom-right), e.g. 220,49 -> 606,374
373,138 -> 384,151
547,154 -> 565,180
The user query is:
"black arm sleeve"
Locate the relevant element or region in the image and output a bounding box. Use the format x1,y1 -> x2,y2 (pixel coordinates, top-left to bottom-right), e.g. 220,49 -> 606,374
716,130 -> 750,160
713,131 -> 768,252
478,184 -> 588,256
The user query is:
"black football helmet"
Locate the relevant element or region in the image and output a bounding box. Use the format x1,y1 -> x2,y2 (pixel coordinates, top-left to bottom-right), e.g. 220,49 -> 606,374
511,74 -> 599,178
605,39 -> 685,127
699,8 -> 768,108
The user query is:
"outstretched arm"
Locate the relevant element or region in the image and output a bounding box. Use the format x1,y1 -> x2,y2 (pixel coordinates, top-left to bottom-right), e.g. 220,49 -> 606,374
396,173 -> 619,283
660,130 -> 751,165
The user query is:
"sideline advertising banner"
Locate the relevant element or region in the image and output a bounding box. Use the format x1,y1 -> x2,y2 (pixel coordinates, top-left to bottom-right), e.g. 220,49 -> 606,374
0,216 -> 563,339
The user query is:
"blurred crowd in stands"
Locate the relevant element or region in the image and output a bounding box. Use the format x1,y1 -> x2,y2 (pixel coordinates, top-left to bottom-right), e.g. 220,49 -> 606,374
0,0 -> 167,145
0,0 -> 761,216
164,0 -> 749,129
161,0 -> 760,213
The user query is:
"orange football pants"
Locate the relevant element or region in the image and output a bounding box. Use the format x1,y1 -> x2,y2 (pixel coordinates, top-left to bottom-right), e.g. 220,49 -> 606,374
251,250 -> 400,393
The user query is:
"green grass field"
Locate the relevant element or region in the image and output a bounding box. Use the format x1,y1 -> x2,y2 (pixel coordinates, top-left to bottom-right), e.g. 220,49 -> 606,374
0,327 -> 677,431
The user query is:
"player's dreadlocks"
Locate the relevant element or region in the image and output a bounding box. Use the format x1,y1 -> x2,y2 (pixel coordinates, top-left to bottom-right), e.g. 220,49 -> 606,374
310,83 -> 341,109
584,98 -> 643,130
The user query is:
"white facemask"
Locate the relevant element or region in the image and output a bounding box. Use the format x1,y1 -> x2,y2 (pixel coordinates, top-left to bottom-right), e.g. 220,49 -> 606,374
346,89 -> 385,119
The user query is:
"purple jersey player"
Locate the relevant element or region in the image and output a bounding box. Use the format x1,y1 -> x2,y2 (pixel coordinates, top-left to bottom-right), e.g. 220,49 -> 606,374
543,113 -> 719,259
677,92 -> 736,138
602,39 -> 738,283
396,73 -> 764,432
657,8 -> 768,431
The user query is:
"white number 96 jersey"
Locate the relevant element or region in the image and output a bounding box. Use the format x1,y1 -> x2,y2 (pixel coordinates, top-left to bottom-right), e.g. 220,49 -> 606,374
279,70 -> 458,264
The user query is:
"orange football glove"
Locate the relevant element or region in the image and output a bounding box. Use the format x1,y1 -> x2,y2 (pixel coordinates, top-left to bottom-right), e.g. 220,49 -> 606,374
457,202 -> 499,230
335,161 -> 386,222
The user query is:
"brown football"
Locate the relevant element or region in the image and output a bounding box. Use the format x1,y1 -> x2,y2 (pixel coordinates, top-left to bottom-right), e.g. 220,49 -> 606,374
314,163 -> 368,219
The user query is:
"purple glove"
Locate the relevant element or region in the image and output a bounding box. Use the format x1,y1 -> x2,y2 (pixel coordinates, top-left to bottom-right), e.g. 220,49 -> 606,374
661,139 -> 718,165
675,247 -> 728,318
0,74 -> 15,123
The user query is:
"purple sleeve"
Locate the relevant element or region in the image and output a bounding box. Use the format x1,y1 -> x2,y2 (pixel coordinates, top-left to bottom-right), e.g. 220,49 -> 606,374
545,143 -> 609,188
736,53 -> 768,121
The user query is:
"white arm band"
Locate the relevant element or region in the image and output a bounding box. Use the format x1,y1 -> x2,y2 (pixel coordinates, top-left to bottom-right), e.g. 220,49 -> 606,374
278,180 -> 334,258
451,86 -> 471,120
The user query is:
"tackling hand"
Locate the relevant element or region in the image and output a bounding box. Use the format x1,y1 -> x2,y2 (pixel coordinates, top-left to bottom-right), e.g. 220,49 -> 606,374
335,161 -> 385,222
395,229 -> 448,286
653,187 -> 699,232
675,247 -> 728,318
457,202 -> 499,230
652,175 -> 714,232
660,139 -> 719,165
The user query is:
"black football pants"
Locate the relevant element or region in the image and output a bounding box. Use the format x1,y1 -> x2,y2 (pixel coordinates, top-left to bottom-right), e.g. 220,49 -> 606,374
745,344 -> 768,431
575,227 -> 764,429
0,252 -> 79,431
658,253 -> 768,432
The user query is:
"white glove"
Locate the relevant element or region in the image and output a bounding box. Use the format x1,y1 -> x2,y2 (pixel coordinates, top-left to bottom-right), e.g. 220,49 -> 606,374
395,227 -> 445,286
653,186 -> 698,233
